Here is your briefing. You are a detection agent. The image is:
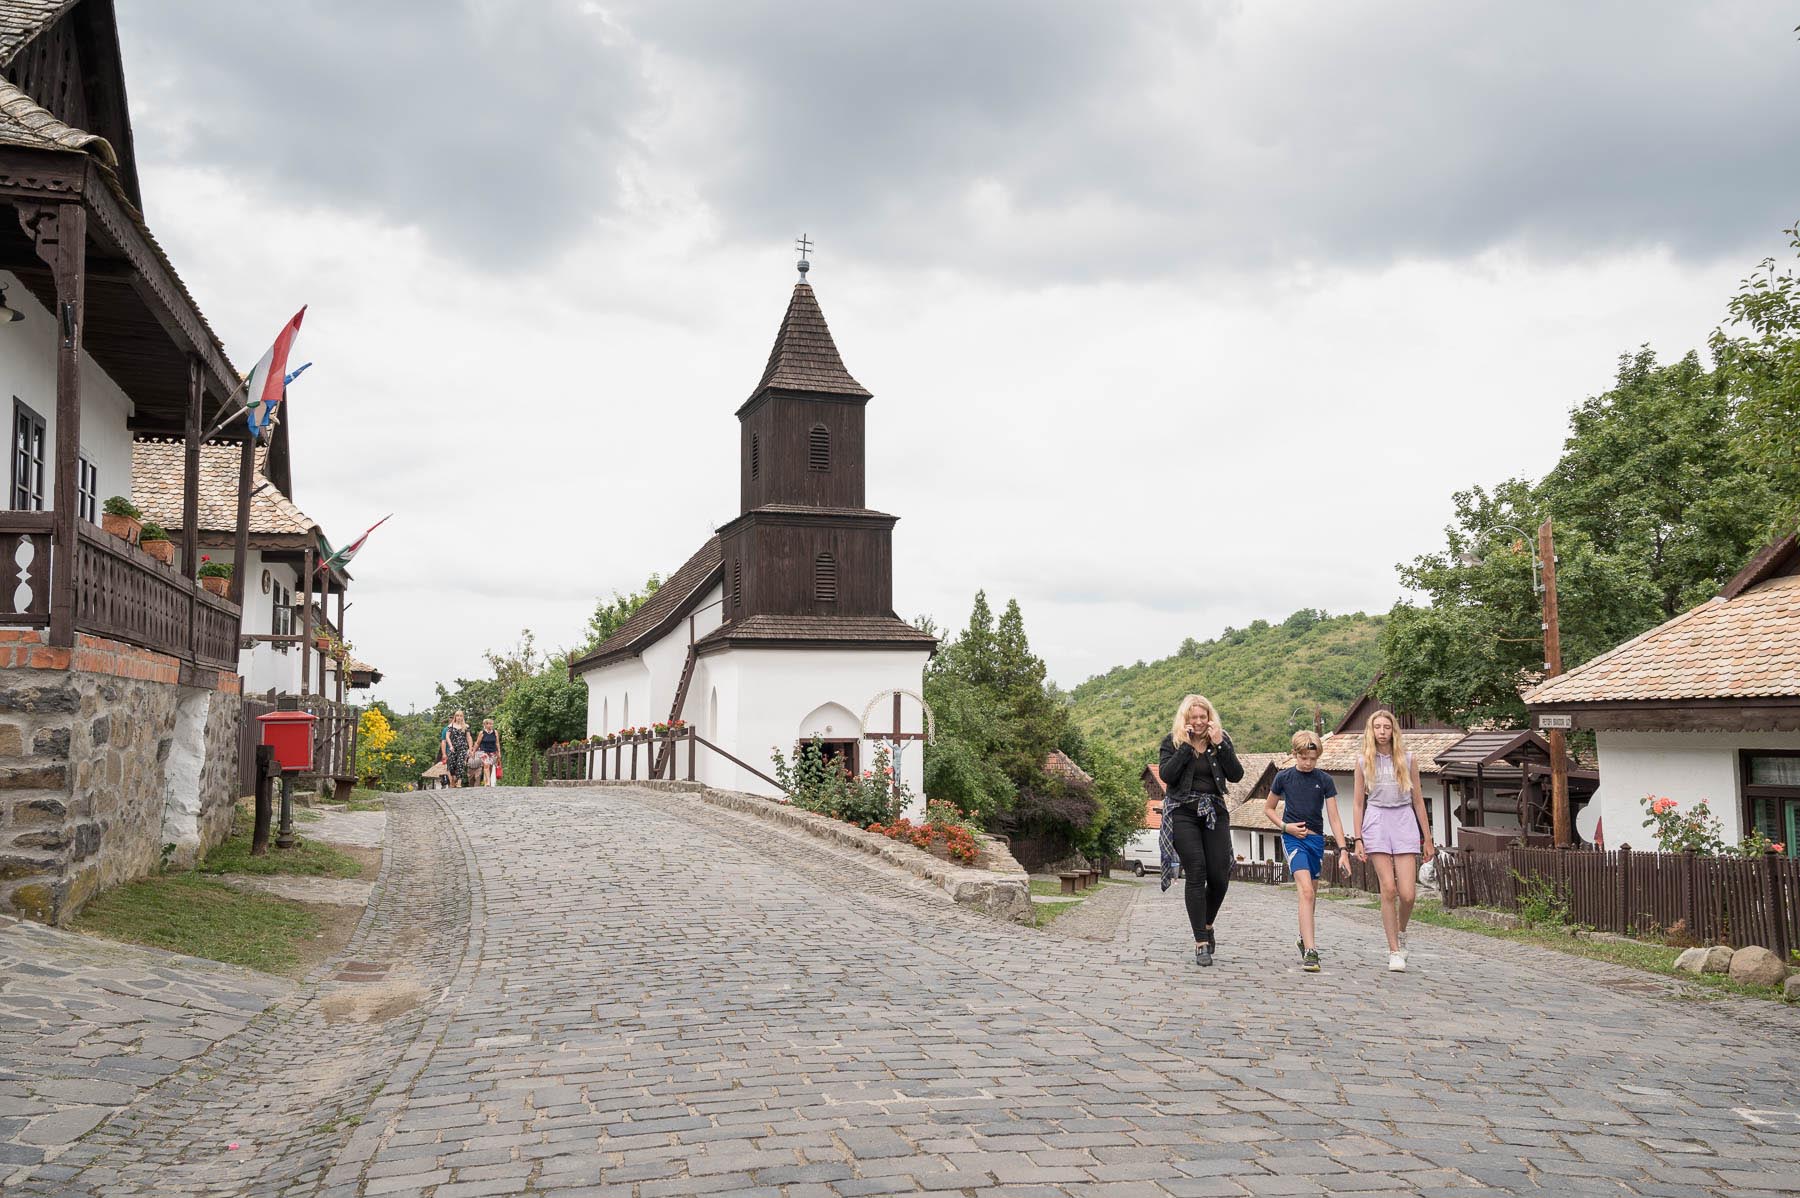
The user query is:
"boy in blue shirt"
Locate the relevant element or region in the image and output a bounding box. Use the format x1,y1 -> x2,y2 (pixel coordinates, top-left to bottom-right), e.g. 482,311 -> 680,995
1264,730 -> 1349,972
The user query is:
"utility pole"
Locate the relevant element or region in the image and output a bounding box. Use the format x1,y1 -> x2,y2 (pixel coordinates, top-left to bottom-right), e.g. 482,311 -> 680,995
1538,517 -> 1570,847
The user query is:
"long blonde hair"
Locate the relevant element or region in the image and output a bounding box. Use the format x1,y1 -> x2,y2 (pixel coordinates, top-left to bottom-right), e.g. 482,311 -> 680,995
1170,694 -> 1218,748
1360,710 -> 1412,796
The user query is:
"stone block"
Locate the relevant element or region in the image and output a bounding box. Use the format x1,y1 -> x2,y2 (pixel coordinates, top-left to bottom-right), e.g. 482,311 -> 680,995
10,828 -> 69,851
0,721 -> 23,756
1673,947 -> 1707,974
90,714 -> 110,745
0,763 -> 67,789
0,852 -> 55,881
1728,945 -> 1789,988
1701,945 -> 1734,973
33,725 -> 70,758
1785,974 -> 1800,1001
0,684 -> 80,714
8,881 -> 54,920
13,796 -> 66,824
71,822 -> 100,859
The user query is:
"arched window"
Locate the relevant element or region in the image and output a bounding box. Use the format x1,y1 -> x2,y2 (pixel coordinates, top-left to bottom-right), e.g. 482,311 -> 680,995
750,432 -> 759,480
815,552 -> 837,603
732,559 -> 742,608
808,423 -> 830,472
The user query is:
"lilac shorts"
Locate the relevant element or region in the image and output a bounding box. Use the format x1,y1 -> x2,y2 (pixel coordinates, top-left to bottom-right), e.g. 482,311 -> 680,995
1362,803 -> 1422,856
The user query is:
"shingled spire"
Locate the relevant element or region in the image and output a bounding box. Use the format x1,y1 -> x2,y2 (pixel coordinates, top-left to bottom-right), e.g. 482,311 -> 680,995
746,282 -> 871,403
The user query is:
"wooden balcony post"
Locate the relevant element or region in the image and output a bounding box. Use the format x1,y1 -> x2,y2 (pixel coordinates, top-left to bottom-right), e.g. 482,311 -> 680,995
335,585 -> 346,709
182,357 -> 202,661
21,203 -> 86,647
300,547 -> 314,695
230,436 -> 253,605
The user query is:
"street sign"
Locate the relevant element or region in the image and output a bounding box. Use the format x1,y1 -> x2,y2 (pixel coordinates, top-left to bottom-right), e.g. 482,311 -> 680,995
1537,714 -> 1573,730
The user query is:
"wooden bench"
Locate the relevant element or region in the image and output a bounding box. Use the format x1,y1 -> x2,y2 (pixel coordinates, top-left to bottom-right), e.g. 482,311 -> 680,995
1058,872 -> 1082,896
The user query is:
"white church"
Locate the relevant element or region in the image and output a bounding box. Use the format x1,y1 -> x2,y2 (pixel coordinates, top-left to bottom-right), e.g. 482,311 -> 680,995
570,266 -> 938,805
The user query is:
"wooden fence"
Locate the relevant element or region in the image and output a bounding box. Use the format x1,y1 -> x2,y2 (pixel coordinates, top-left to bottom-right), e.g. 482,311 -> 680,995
1436,845 -> 1798,954
1228,848 -> 1383,894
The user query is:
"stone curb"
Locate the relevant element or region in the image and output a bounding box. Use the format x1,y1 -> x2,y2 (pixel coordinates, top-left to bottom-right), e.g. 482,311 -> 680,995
549,779 -> 1034,924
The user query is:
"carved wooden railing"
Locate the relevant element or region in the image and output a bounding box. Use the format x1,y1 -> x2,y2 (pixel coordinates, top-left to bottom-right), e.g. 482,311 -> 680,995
542,727 -> 789,795
0,512 -> 53,626
298,693 -> 360,782
0,513 -> 242,670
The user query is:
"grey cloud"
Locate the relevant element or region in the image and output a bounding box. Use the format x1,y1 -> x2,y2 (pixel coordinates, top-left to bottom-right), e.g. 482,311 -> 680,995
614,0 -> 1800,278
118,0 -> 645,269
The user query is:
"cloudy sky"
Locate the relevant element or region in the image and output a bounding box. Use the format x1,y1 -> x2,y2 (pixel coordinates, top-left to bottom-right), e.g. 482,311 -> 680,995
115,1 -> 1800,711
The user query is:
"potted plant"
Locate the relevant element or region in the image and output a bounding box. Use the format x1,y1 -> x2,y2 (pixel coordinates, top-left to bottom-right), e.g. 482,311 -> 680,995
138,521 -> 175,565
196,555 -> 233,597
101,496 -> 143,544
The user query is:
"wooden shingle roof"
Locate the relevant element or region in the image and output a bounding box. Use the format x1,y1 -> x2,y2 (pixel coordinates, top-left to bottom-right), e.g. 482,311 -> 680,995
1525,571 -> 1800,706
131,439 -> 315,536
569,537 -> 723,673
0,74 -> 113,160
746,282 -> 870,403
694,613 -> 937,652
0,1 -> 76,64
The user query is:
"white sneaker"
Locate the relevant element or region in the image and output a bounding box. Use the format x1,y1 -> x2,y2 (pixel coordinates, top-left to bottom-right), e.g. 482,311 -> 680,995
1388,951 -> 1406,972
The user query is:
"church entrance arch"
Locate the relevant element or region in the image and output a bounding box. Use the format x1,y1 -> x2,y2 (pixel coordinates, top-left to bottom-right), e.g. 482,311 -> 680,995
798,701 -> 862,777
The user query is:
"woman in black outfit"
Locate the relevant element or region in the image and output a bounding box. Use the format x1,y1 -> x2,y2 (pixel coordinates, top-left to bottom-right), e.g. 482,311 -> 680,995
1158,693 -> 1244,966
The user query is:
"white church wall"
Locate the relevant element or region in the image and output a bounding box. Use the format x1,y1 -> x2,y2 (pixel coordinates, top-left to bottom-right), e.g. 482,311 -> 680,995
580,583 -> 724,739
715,646 -> 933,817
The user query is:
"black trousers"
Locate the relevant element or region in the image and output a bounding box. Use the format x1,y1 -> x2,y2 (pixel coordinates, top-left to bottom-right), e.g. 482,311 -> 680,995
1168,803 -> 1232,942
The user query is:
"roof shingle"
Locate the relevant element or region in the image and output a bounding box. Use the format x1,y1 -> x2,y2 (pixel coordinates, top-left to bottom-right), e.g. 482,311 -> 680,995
747,282 -> 870,401
1526,572 -> 1800,705
695,613 -> 937,650
131,439 -> 315,536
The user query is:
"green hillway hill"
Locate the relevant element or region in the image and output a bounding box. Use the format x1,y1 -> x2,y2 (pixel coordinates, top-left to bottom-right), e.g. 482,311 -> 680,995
1068,609 -> 1385,761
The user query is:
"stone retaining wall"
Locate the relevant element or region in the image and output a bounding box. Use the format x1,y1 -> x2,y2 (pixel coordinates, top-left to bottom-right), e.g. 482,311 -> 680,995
548,778 -> 1034,923
0,634 -> 241,924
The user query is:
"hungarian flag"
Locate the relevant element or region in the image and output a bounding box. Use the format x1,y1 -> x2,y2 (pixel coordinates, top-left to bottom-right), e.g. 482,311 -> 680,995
318,514 -> 391,575
243,307 -> 306,439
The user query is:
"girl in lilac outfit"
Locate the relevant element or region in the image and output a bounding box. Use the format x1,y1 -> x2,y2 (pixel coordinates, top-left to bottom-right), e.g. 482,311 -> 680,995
1351,711 -> 1436,972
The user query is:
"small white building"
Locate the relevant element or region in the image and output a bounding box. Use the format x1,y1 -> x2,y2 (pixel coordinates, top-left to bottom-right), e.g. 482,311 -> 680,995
570,271 -> 937,806
1526,532 -> 1800,855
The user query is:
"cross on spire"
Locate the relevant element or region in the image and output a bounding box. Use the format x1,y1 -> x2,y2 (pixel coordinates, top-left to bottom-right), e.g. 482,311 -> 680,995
795,234 -> 812,278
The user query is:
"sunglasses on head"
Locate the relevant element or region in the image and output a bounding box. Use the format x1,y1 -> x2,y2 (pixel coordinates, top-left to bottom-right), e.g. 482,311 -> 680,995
1297,743 -> 1320,753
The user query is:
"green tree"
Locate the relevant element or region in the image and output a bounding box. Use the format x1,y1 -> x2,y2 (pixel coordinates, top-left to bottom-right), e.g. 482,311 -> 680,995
581,574 -> 663,655
495,670 -> 588,762
1712,222 -> 1800,525
1380,345 -> 1778,726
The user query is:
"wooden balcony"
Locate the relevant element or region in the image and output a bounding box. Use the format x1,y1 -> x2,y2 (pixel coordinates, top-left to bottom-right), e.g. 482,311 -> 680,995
0,512 -> 241,673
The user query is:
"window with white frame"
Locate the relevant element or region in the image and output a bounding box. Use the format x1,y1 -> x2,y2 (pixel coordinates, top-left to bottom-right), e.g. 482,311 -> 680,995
76,454 -> 97,524
271,578 -> 294,651
11,398 -> 45,511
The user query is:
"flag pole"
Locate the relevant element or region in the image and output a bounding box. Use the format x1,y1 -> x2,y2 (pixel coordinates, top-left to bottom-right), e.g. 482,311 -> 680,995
198,374 -> 254,445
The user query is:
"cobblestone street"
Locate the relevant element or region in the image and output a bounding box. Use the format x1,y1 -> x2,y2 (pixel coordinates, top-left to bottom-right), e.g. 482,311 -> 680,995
5,785 -> 1800,1196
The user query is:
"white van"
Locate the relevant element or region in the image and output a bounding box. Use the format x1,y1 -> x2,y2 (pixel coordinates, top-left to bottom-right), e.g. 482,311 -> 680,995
1122,828 -> 1162,876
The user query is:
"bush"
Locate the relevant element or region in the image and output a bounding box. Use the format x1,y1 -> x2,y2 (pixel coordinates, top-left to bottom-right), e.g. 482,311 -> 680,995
773,738 -> 904,827
102,495 -> 141,518
1513,872 -> 1571,930
139,521 -> 168,542
196,555 -> 233,580
870,799 -> 982,865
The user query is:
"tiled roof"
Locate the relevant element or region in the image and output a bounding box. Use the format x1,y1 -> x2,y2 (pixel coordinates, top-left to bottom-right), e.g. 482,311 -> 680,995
1043,749 -> 1093,789
569,537 -> 723,672
1276,730 -> 1469,777
747,282 -> 871,401
1223,754 -> 1283,831
0,2 -> 75,64
131,439 -> 316,536
1525,571 -> 1800,705
696,613 -> 938,650
0,74 -> 114,162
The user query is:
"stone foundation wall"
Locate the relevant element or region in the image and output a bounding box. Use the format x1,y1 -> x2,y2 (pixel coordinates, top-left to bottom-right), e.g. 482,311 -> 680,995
0,633 -> 241,924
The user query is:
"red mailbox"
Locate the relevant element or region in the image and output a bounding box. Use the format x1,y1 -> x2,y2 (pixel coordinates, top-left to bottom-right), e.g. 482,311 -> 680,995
258,710 -> 318,773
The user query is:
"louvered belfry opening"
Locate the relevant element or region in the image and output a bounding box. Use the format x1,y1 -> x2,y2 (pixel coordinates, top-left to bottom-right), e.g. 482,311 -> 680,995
751,433 -> 759,479
815,553 -> 838,604
808,423 -> 830,472
733,559 -> 742,608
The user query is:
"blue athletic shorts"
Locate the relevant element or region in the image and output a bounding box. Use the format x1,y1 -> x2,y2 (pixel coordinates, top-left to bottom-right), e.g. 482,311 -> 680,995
1283,832 -> 1325,877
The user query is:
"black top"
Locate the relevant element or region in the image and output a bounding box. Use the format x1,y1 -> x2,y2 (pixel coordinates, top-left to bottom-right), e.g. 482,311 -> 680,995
1158,733 -> 1244,798
478,730 -> 498,753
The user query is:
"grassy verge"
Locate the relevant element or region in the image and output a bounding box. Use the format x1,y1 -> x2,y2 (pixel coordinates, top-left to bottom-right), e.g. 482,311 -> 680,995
73,874 -> 319,973
1397,898 -> 1794,1004
341,788 -> 388,811
1029,878 -> 1088,900
1035,899 -> 1081,927
195,811 -> 366,879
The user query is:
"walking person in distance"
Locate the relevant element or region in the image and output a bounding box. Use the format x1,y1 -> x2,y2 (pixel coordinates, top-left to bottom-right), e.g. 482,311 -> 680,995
1158,694 -> 1244,967
1351,710 -> 1436,971
441,710 -> 472,789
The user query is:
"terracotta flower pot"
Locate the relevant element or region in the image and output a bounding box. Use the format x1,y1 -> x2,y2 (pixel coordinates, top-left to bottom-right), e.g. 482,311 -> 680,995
199,575 -> 230,597
141,539 -> 175,566
101,513 -> 142,544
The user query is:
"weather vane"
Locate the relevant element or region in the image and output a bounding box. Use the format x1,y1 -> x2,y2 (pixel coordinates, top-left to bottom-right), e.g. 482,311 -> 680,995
795,234 -> 812,278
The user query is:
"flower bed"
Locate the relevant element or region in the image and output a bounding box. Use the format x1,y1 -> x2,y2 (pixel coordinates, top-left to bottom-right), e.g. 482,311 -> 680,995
869,799 -> 983,866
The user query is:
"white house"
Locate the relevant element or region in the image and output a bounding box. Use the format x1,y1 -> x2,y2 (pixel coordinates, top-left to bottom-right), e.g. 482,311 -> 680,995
570,269 -> 937,807
1526,531 -> 1800,855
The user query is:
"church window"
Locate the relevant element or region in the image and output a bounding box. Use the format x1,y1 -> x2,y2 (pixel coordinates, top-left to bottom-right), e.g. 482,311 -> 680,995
808,423 -> 830,472
815,553 -> 837,603
733,559 -> 742,608
751,433 -> 759,479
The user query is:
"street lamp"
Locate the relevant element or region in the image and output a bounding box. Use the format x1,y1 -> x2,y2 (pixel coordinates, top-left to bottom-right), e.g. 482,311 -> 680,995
1467,518 -> 1571,847
1466,523 -> 1550,671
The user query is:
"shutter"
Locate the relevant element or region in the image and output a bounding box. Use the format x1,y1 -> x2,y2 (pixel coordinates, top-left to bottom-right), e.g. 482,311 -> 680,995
808,424 -> 830,471
815,553 -> 837,603
751,433 -> 759,480
733,559 -> 742,608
